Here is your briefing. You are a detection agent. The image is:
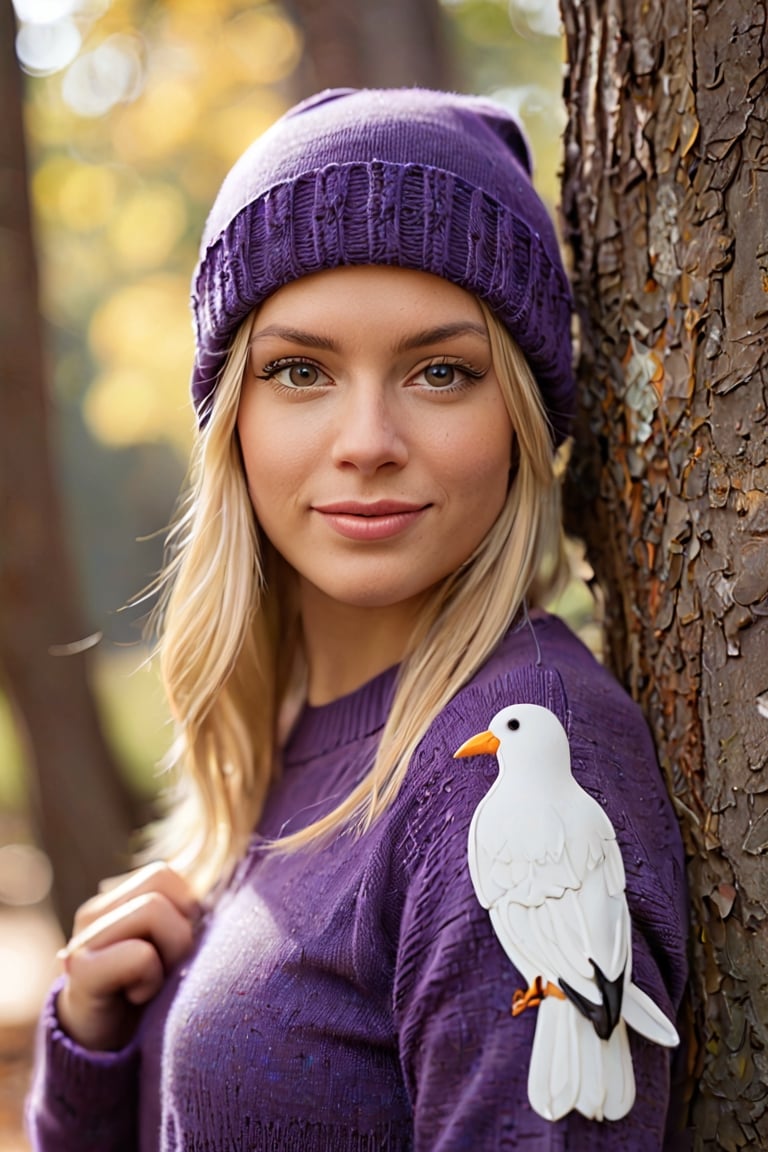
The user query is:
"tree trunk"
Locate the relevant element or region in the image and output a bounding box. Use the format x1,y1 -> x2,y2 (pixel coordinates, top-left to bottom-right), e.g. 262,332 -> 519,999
560,0 -> 768,1145
290,0 -> 453,93
1,4 -> 139,934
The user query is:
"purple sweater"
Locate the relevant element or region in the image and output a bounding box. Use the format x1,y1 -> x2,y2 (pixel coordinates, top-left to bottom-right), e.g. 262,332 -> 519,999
27,613 -> 689,1150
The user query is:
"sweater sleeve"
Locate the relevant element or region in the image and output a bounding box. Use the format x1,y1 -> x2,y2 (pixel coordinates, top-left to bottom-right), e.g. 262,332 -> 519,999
392,664 -> 688,1152
26,978 -> 140,1152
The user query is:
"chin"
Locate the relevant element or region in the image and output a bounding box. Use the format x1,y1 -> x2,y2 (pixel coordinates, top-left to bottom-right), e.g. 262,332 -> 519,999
304,575 -> 437,615
326,588 -> 421,611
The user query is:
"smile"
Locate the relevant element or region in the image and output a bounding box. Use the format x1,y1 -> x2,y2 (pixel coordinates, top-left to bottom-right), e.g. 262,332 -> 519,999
312,501 -> 429,542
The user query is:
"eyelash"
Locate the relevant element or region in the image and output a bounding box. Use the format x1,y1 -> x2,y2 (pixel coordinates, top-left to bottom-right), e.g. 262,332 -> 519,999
256,356 -> 486,395
256,358 -> 331,394
413,358 -> 486,392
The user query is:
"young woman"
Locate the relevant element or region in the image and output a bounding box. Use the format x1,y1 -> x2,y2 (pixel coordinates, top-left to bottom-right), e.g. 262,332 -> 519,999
28,88 -> 689,1150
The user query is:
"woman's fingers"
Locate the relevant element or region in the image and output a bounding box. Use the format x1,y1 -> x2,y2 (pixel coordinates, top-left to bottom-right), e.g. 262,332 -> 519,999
57,939 -> 167,1051
72,862 -> 199,937
56,867 -> 201,1051
66,938 -> 167,1004
63,890 -> 198,974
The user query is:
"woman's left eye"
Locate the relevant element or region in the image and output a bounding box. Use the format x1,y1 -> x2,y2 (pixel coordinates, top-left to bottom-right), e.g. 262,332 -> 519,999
259,360 -> 332,389
413,362 -> 481,390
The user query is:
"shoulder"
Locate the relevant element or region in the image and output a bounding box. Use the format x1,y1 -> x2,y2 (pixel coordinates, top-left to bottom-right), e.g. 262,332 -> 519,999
398,611 -> 683,900
405,610 -> 638,789
414,610 -> 665,801
389,612 -> 688,1026
392,614 -> 585,862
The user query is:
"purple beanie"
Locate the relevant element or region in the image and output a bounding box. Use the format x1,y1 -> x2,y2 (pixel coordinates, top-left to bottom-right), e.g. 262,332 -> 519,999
191,87 -> 575,444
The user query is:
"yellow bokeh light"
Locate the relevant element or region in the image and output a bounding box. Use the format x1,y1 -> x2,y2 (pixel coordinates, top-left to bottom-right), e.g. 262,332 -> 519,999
161,0 -> 271,39
84,366 -> 163,446
96,0 -> 146,37
24,89 -> 77,150
109,184 -> 188,272
32,156 -> 118,231
84,357 -> 194,451
88,275 -> 193,446
205,91 -> 287,167
175,151 -> 227,204
59,164 -> 120,232
163,0 -> 234,25
24,0 -> 306,455
111,78 -> 200,164
90,274 -> 191,373
217,9 -> 302,86
32,156 -> 76,223
39,233 -> 109,324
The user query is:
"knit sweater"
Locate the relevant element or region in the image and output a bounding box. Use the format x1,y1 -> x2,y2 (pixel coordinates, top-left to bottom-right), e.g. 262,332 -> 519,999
27,613 -> 689,1151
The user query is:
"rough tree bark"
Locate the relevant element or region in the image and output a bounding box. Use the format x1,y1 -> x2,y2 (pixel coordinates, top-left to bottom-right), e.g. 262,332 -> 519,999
1,4 -> 139,933
560,0 -> 768,1146
289,0 -> 453,93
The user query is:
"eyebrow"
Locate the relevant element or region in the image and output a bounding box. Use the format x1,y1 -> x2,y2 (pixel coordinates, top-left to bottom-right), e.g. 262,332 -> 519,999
249,321 -> 489,353
249,325 -> 339,350
394,321 -> 489,352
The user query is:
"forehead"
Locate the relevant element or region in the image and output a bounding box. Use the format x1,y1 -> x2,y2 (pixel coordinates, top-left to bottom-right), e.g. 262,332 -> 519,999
254,265 -> 487,332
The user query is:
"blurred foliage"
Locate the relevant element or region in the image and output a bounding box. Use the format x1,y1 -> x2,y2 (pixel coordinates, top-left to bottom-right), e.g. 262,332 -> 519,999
2,0 -> 564,813
0,647 -> 168,813
24,0 -> 301,460
0,696 -> 25,811
442,0 -> 565,201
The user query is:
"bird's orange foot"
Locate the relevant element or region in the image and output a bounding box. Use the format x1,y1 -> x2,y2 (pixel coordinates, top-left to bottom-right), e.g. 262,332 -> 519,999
511,976 -> 566,1017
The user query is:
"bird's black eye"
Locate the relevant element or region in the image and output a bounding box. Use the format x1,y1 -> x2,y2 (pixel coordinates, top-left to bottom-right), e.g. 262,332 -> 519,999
507,718 -> 520,731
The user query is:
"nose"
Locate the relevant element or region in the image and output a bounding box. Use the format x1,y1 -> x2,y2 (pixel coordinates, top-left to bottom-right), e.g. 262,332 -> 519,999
330,381 -> 408,475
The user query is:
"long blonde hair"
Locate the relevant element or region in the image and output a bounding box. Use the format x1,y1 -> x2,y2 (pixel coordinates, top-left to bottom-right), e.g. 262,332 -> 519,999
148,301 -> 568,894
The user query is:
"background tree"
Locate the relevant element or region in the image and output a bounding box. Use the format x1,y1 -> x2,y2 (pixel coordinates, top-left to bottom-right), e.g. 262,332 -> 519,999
0,0 -> 138,933
560,0 -> 768,1145
291,0 -> 453,91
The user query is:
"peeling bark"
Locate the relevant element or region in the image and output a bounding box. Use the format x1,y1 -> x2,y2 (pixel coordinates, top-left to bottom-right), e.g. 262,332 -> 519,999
561,0 -> 768,1144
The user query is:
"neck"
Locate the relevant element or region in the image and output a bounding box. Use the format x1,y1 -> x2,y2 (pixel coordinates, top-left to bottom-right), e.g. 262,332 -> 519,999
299,584 -> 429,705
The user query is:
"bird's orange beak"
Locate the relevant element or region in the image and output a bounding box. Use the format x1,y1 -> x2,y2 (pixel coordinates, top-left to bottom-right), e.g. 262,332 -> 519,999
453,730 -> 500,759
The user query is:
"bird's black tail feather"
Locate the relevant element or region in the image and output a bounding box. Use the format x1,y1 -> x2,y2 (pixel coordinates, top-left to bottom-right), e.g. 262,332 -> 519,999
558,959 -> 624,1040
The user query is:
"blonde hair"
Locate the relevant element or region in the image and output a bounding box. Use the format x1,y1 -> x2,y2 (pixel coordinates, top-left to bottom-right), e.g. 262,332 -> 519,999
148,302 -> 568,894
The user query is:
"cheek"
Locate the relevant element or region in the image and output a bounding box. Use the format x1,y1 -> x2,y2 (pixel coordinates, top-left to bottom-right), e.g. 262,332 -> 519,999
439,408 -> 513,498
237,396 -> 314,511
241,439 -> 300,517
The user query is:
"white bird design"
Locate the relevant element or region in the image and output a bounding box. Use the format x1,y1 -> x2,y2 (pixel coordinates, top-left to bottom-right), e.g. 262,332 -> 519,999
454,702 -> 679,1123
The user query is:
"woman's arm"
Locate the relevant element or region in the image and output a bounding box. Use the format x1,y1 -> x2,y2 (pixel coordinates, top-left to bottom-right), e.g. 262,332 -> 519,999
393,664 -> 688,1150
26,979 -> 141,1152
395,860 -> 679,1150
26,863 -> 199,1152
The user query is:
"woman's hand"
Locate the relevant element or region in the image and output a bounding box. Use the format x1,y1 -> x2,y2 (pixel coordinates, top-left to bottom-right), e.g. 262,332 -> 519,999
56,862 -> 201,1052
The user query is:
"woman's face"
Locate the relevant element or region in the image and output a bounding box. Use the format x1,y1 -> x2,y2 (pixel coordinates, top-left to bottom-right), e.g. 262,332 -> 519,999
237,265 -> 513,617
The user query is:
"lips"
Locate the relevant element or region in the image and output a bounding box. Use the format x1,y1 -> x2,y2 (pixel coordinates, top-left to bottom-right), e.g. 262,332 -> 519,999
313,500 -> 426,516
312,500 -> 429,541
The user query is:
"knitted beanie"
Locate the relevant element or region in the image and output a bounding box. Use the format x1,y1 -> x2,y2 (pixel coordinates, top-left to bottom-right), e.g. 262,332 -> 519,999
191,87 -> 575,445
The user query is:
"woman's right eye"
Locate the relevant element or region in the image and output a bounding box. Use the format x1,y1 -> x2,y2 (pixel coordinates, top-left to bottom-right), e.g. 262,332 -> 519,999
259,360 -> 332,389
